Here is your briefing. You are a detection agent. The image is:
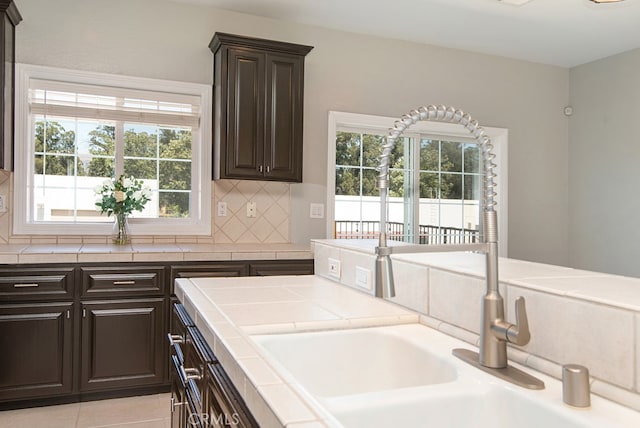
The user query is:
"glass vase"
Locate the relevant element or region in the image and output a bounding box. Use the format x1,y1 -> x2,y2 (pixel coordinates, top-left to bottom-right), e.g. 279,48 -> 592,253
112,213 -> 130,245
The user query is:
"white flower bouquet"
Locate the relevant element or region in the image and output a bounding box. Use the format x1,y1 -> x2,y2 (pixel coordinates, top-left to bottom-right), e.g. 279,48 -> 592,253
95,174 -> 151,244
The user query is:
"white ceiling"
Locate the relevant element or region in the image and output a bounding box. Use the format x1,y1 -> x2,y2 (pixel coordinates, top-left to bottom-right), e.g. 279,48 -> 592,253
174,0 -> 640,67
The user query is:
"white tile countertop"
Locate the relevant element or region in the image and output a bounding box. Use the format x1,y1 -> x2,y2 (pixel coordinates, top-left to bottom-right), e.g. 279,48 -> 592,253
0,243 -> 313,264
174,272 -> 640,428
174,275 -> 419,427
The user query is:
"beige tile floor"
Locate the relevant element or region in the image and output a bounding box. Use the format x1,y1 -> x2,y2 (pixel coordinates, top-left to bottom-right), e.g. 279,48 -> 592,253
0,393 -> 170,428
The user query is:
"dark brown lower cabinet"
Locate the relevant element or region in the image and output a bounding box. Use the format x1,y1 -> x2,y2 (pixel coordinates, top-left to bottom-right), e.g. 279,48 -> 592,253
169,303 -> 258,428
81,299 -> 165,392
0,259 -> 312,409
0,302 -> 73,401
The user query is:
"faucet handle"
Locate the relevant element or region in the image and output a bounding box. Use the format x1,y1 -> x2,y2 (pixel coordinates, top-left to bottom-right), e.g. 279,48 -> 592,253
506,297 -> 531,346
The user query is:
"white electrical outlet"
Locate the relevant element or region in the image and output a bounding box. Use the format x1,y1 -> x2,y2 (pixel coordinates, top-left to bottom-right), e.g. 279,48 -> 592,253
246,201 -> 257,218
217,202 -> 227,217
328,258 -> 341,278
355,266 -> 372,290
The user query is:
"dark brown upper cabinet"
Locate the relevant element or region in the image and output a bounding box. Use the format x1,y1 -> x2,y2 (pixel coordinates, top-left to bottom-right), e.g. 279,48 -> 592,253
0,1 -> 21,171
210,33 -> 313,182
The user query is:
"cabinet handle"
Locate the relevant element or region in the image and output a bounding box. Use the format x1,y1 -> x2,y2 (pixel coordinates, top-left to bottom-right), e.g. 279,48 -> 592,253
266,165 -> 271,173
113,280 -> 136,285
14,283 -> 39,288
180,365 -> 202,381
168,333 -> 184,345
258,165 -> 264,173
66,310 -> 70,319
170,396 -> 186,413
83,309 -> 87,318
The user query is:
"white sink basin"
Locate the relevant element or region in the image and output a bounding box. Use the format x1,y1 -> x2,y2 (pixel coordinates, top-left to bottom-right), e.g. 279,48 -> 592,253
250,324 -> 640,428
328,384 -> 607,428
251,325 -> 457,397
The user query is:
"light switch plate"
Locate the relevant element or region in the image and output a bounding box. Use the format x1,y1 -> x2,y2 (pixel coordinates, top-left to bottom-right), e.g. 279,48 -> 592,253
328,258 -> 341,278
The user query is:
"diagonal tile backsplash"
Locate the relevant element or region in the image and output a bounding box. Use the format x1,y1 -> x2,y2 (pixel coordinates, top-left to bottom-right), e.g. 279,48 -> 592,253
0,172 -> 291,245
213,180 -> 290,244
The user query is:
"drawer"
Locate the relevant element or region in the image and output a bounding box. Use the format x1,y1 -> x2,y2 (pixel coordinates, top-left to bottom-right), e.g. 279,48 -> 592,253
0,267 -> 75,301
206,362 -> 258,428
168,303 -> 195,364
80,266 -> 165,298
183,326 -> 215,409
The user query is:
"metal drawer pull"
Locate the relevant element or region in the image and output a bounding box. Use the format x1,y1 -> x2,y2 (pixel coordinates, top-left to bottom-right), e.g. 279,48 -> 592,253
171,397 -> 186,413
266,165 -> 270,173
113,280 -> 136,285
258,165 -> 263,173
180,366 -> 202,381
168,333 -> 184,345
14,283 -> 39,288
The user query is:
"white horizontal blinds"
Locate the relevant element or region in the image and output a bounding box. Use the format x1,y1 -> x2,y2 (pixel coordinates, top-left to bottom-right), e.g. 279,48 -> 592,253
29,79 -> 200,128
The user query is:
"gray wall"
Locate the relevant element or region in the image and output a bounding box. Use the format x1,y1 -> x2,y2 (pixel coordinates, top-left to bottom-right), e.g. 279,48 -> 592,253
15,0 -> 571,267
569,48 -> 640,277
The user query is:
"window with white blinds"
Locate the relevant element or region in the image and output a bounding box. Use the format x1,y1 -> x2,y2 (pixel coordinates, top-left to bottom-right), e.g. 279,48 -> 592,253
13,64 -> 212,237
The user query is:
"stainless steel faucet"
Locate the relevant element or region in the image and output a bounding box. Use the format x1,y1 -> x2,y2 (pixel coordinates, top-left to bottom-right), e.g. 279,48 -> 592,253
375,105 -> 544,389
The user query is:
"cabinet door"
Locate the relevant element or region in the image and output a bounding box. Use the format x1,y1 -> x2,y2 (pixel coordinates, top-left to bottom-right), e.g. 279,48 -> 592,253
264,53 -> 304,182
0,302 -> 73,401
225,47 -> 265,179
80,299 -> 165,391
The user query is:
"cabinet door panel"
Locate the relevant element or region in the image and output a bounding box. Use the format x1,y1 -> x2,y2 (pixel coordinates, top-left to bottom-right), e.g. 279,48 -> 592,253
265,53 -> 303,182
81,299 -> 164,391
226,48 -> 264,178
0,302 -> 73,401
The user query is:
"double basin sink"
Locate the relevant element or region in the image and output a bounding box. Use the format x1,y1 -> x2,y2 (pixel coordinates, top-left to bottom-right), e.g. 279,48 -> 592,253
250,324 -> 638,428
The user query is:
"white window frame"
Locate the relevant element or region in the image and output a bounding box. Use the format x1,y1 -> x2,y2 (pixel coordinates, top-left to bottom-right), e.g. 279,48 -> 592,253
14,64 -> 212,236
327,111 -> 509,256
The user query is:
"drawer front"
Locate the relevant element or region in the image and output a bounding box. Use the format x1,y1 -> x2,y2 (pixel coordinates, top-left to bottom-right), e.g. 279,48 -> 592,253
0,267 -> 75,301
206,363 -> 258,428
183,326 -> 214,409
81,266 -> 165,298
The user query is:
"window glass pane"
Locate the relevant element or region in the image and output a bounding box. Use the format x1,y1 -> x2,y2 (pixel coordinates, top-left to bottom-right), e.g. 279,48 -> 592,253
419,172 -> 439,198
44,154 -> 75,176
388,169 -> 404,197
124,159 -> 156,180
87,124 -> 115,157
335,166 -> 360,196
441,173 -> 462,199
36,119 -> 75,154
440,141 -> 462,172
159,192 -> 190,218
84,156 -> 114,178
159,160 -> 191,190
159,128 -> 191,160
362,134 -> 383,167
464,174 -> 482,201
361,168 -> 379,197
335,132 -> 360,166
125,124 -> 157,157
419,139 -> 439,171
463,143 -> 480,173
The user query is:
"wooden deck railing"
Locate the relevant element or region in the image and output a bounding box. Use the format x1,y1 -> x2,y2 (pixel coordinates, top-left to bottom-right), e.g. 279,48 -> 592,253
333,220 -> 479,244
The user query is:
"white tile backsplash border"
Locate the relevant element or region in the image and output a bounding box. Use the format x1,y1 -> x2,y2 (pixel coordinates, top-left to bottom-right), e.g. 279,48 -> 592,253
312,239 -> 640,412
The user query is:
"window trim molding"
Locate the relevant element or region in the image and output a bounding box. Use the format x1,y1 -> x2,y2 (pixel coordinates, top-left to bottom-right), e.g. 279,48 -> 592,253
327,110 -> 509,256
14,63 -> 212,236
